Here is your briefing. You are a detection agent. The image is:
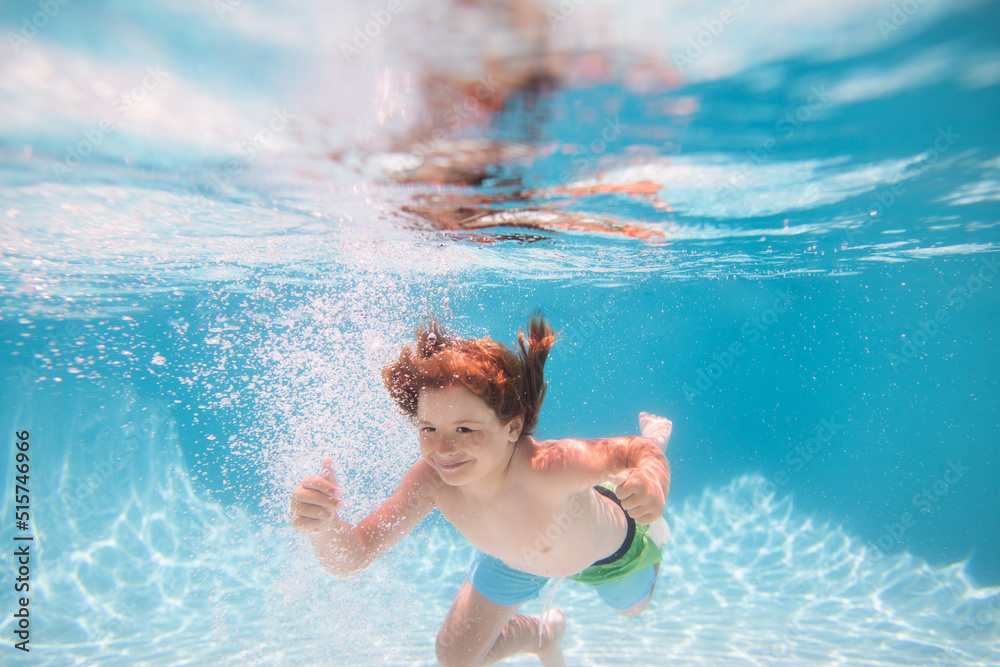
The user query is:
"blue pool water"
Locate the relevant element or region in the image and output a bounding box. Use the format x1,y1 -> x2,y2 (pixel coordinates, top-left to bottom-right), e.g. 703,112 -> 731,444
1,0 -> 999,664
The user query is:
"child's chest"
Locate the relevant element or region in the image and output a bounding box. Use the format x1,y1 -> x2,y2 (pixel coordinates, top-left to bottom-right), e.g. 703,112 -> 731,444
437,485 -> 552,543
435,484 -> 607,575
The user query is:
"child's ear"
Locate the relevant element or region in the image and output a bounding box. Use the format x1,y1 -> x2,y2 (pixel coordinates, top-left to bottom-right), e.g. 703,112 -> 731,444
507,416 -> 524,441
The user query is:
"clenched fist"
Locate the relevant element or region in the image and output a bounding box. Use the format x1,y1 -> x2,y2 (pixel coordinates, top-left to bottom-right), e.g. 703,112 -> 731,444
290,456 -> 345,533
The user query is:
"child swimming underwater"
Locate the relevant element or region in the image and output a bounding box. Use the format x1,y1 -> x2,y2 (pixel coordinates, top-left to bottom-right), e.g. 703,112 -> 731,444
290,316 -> 671,666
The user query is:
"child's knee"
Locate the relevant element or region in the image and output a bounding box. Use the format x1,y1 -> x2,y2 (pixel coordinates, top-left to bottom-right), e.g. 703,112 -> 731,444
435,627 -> 477,667
435,638 -> 461,666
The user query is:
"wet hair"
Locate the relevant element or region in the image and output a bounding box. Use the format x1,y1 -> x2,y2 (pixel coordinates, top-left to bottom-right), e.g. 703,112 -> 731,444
381,314 -> 556,435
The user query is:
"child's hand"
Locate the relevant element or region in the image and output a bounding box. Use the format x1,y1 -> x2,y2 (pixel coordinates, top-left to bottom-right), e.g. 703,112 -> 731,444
290,456 -> 345,534
607,468 -> 666,524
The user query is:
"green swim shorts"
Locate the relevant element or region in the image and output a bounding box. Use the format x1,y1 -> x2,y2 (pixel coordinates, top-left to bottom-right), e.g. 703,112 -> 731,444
568,482 -> 663,586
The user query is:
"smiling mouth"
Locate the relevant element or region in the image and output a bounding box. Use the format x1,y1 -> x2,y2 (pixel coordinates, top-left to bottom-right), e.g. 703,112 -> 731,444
437,460 -> 471,471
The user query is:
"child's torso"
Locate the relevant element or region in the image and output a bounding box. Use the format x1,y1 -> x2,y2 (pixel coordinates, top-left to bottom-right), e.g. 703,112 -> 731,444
434,454 -> 628,577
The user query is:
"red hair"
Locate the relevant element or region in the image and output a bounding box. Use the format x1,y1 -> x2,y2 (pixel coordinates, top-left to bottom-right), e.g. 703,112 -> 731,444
381,315 -> 556,435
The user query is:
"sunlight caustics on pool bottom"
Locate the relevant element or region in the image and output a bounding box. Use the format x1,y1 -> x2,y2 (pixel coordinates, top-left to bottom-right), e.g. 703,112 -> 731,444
2,0 -> 1000,664
4,385 -> 998,665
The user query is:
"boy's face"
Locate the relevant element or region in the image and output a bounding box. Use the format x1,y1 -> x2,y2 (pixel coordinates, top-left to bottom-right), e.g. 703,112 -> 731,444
415,383 -> 522,487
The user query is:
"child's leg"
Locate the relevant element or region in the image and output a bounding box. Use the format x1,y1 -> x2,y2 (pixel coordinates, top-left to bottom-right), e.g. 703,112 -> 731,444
436,579 -> 566,667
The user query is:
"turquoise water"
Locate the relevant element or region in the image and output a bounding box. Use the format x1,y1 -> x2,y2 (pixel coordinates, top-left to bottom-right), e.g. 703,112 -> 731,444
1,0 -> 999,664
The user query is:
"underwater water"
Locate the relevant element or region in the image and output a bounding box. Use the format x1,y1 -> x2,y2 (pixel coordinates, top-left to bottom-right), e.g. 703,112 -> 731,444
1,0 -> 999,664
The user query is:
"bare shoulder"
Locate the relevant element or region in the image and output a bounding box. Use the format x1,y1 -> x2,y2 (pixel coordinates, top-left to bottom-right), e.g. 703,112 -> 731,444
529,436 -> 629,467
525,436 -> 625,492
406,457 -> 438,483
528,436 -> 587,468
395,458 -> 443,508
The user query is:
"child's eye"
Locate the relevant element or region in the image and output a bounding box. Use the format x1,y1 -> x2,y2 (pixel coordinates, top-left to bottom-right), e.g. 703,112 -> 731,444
457,427 -> 473,434
420,427 -> 436,433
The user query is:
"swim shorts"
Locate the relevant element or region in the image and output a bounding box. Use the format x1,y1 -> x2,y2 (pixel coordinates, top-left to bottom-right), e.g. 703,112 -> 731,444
467,484 -> 663,610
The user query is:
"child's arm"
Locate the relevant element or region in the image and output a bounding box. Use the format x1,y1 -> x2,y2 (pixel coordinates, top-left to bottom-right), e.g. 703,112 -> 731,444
290,456 -> 438,576
535,428 -> 671,524
606,436 -> 671,524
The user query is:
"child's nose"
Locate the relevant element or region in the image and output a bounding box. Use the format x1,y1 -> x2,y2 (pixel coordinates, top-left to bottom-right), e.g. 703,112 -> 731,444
437,437 -> 458,454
